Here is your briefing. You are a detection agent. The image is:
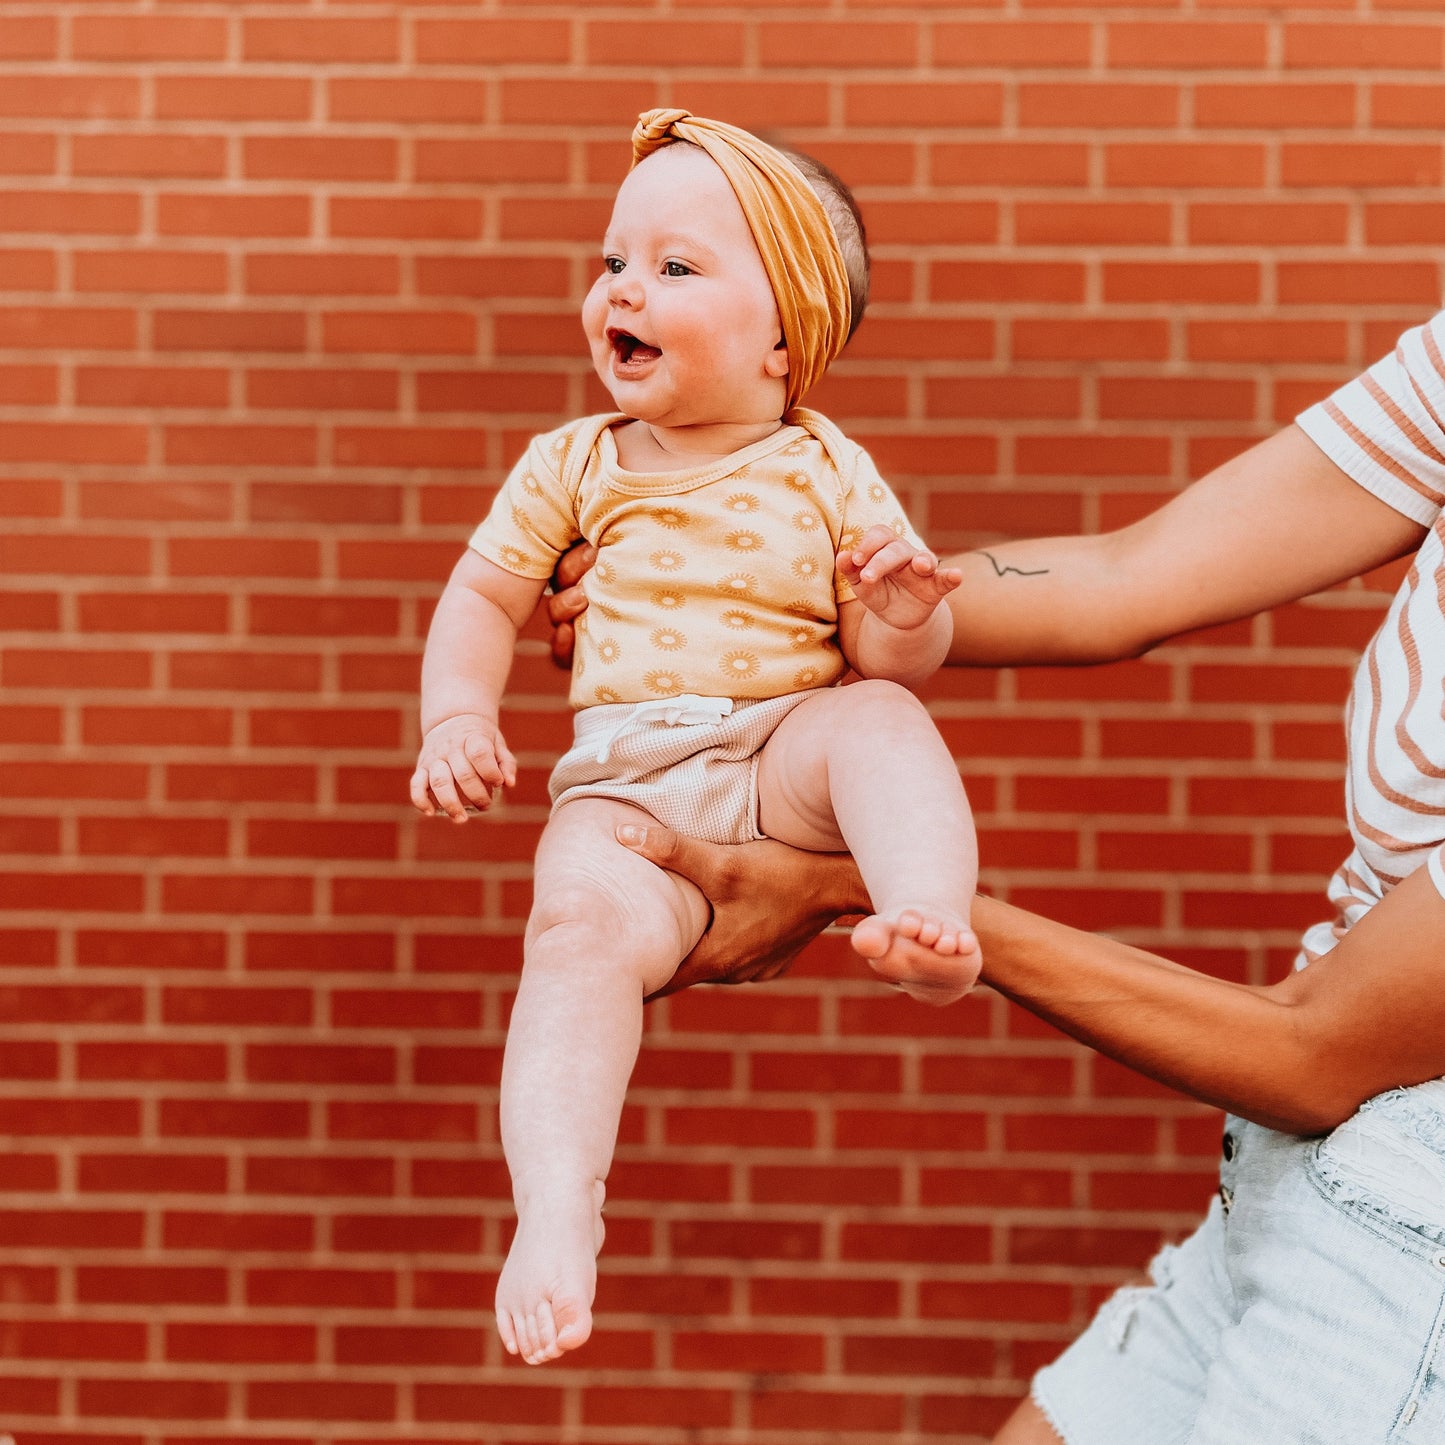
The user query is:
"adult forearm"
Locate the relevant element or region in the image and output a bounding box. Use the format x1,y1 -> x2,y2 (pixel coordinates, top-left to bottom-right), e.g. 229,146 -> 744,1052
942,427 -> 1426,669
972,888 -> 1445,1136
972,898 -> 1344,1133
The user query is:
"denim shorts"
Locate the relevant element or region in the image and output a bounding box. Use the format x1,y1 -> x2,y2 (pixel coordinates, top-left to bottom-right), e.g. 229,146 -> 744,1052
1033,1085 -> 1445,1444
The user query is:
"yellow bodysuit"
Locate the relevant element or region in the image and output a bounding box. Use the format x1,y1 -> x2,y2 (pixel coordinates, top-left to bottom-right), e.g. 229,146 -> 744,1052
469,410 -> 922,709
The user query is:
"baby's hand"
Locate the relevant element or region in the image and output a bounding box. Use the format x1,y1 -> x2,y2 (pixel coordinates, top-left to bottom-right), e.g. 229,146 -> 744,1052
840,527 -> 962,631
410,714 -> 516,822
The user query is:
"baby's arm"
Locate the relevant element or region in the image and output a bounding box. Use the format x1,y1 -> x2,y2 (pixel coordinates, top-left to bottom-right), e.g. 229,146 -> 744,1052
411,550 -> 547,822
836,532 -> 963,686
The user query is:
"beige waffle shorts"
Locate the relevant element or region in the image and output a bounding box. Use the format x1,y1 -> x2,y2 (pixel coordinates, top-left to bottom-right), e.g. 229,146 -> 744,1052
547,690 -> 827,845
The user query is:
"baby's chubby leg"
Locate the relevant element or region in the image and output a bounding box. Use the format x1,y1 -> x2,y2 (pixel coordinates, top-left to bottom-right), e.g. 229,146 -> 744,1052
497,798 -> 708,1364
756,680 -> 980,1003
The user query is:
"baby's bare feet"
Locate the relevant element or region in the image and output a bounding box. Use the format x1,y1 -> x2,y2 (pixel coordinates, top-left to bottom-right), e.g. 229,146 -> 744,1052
495,1179 -> 606,1365
851,907 -> 980,1005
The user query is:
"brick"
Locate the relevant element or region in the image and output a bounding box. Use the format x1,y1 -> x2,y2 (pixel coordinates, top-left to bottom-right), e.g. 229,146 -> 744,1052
846,82 -> 1002,129
155,75 -> 313,121
163,1211 -> 313,1253
1107,143 -> 1267,189
245,930 -> 395,976
416,138 -> 569,184
1107,20 -> 1268,68
76,589 -> 231,633
1284,22 -> 1444,69
245,1375 -> 395,1421
83,364 -> 229,414
78,1153 -> 227,1193
165,425 -> 316,467
329,198 -> 482,242
1373,83 -> 1445,128
1020,83 -> 1180,128
76,1266 -> 227,1306
244,1155 -> 394,1197
1283,141 -> 1442,188
76,1378 -> 228,1419
246,1042 -> 395,1085
1195,82 -> 1357,129
243,16 -> 399,62
157,193 -> 311,238
582,1387 -> 731,1429
323,309 -> 476,353
761,21 -> 916,66
0,76 -> 141,120
72,133 -> 226,179
1015,203 -> 1172,246
0,132 -> 56,176
1,1320 -> 147,1362
0,14 -> 57,58
246,1267 -> 395,1307
245,252 -> 399,297
154,309 -> 306,353
332,1213 -> 481,1254
330,78 -> 490,124
75,930 -> 225,971
843,1331 -> 993,1377
1190,201 -> 1349,245
0,365 -> 57,405
73,15 -> 229,61
0,1210 -> 141,1248
77,1041 -> 227,1082
419,17 -> 571,64
0,304 -> 138,348
937,21 -> 1093,66
167,1322 -> 315,1364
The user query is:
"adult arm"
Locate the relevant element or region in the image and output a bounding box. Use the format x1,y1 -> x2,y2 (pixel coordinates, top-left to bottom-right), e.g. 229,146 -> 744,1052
938,424 -> 1426,666
622,824 -> 1445,1135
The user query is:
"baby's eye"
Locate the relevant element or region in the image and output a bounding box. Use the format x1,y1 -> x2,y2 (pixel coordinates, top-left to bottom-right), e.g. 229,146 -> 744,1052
662,261 -> 692,277
604,257 -> 625,275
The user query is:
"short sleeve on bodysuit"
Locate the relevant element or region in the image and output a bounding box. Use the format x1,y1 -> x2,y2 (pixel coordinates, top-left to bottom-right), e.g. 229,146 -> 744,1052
468,425 -> 583,580
1295,312 -> 1445,529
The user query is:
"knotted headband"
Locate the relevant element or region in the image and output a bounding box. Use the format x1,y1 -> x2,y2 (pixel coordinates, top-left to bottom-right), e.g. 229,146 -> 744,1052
631,108 -> 851,415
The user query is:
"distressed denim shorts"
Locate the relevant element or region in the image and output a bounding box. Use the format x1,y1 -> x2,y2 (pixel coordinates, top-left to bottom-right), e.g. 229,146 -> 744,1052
1033,1085 -> 1445,1444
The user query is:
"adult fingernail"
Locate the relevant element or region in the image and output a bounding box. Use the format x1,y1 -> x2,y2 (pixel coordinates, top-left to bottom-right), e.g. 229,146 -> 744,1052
616,824 -> 644,845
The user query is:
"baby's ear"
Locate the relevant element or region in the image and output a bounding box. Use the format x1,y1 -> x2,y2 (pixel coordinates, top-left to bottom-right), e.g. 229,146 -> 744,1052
765,337 -> 790,379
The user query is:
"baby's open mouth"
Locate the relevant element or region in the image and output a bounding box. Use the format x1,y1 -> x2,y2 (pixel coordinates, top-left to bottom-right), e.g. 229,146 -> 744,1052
608,328 -> 662,365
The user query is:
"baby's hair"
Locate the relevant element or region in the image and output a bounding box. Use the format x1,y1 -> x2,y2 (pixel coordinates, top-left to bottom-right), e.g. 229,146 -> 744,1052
776,147 -> 870,342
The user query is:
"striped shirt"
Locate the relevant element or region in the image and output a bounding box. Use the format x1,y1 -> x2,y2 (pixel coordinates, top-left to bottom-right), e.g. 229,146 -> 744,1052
1295,310 -> 1445,963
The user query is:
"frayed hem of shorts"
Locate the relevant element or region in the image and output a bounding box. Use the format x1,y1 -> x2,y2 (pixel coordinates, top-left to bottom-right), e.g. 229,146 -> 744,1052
1030,1373 -> 1074,1444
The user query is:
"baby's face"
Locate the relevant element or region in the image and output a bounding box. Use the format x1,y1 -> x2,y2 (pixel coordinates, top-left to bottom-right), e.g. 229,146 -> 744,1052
582,145 -> 789,434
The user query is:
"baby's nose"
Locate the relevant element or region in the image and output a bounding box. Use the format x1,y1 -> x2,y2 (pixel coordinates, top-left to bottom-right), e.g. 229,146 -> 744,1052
607,270 -> 641,306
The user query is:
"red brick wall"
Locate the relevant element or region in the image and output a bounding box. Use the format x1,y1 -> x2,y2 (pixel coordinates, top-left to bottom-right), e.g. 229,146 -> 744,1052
1,2 -> 1442,1440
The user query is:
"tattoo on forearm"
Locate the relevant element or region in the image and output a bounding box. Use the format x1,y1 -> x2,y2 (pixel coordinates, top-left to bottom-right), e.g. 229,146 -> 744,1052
978,550 -> 1050,578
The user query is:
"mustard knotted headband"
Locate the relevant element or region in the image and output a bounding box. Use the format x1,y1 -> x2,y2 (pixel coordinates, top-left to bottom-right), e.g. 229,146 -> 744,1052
631,108 -> 852,415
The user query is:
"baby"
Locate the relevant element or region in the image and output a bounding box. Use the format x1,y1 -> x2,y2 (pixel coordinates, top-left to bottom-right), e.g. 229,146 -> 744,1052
410,109 -> 981,1365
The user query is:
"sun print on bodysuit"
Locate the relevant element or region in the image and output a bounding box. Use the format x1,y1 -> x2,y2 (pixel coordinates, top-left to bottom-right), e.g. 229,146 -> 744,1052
720,572 -> 759,598
721,650 -> 761,683
643,668 -> 684,695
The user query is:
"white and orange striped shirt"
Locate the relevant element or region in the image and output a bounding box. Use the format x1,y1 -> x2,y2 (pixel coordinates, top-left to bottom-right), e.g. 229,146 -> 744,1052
1295,310 -> 1445,964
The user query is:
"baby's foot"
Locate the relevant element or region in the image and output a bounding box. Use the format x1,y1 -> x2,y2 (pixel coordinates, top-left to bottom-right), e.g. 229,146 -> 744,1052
851,907 -> 981,1005
495,1179 -> 606,1365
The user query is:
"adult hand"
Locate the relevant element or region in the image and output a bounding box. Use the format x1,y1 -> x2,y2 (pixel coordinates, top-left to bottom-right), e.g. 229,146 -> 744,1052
616,823 -> 867,998
545,541 -> 596,670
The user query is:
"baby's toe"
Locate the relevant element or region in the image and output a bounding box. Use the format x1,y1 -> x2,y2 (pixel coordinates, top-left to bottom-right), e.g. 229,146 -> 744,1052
915,917 -> 943,948
894,910 -> 924,941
